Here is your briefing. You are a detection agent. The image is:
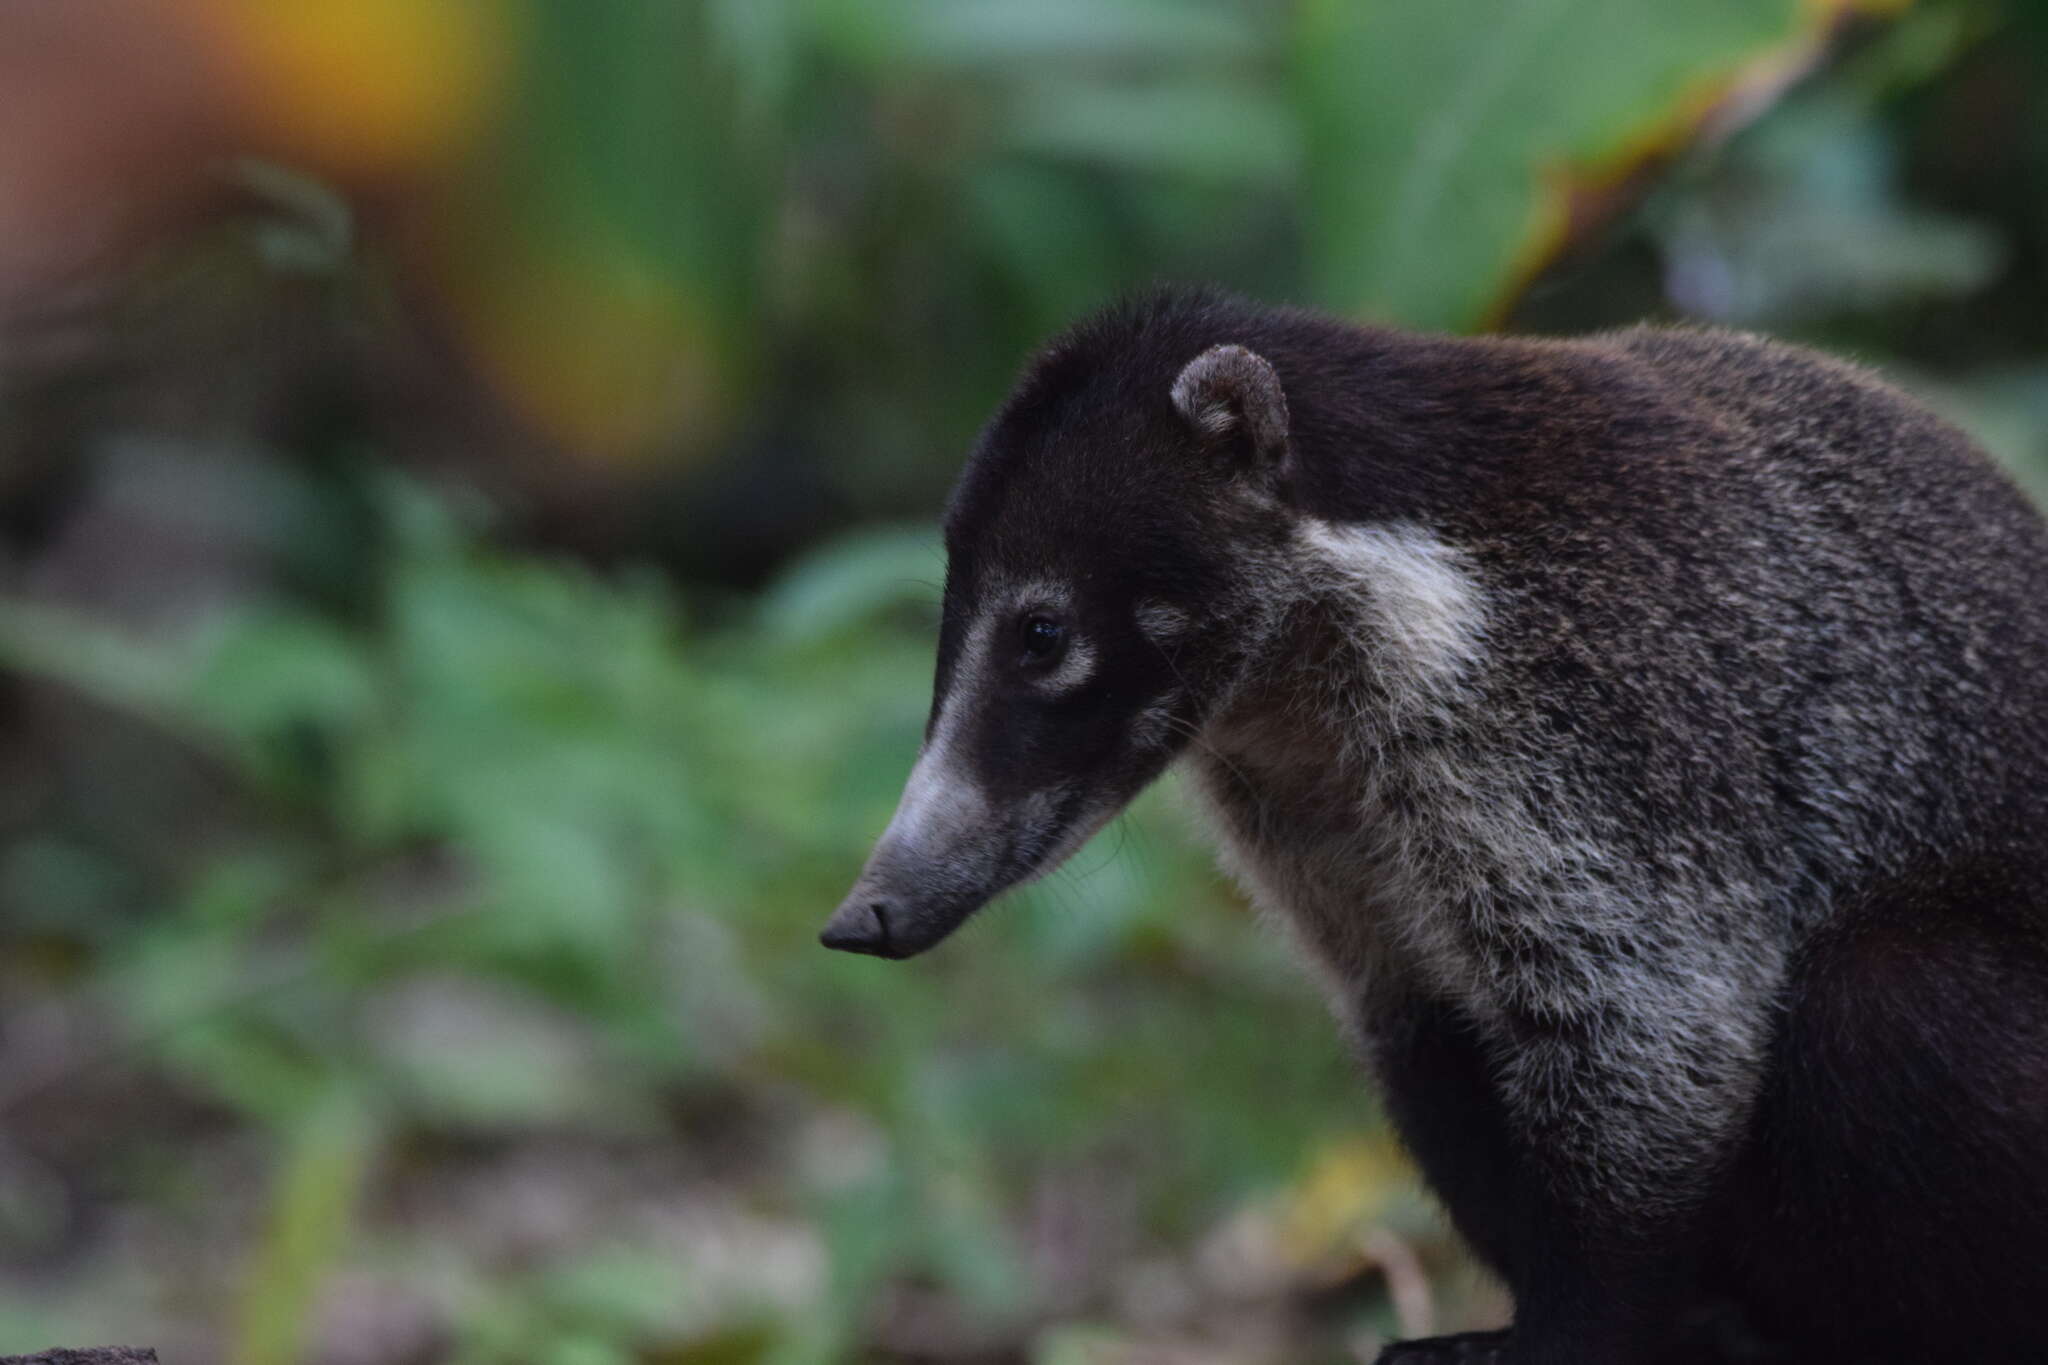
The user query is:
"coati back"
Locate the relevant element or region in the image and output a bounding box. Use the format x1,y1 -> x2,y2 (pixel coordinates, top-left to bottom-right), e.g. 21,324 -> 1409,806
822,287 -> 2048,1364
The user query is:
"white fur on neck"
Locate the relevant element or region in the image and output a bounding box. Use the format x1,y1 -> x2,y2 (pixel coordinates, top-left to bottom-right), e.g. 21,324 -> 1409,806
1186,516 -> 1784,1209
1192,517 -> 1497,995
1297,518 -> 1487,702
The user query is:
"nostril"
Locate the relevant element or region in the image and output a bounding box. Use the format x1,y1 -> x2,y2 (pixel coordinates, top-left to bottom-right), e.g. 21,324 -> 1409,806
869,903 -> 893,952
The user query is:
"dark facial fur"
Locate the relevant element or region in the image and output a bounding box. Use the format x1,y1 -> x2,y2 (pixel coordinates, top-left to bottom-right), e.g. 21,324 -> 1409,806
821,300 -> 1305,957
823,287 -> 2048,1365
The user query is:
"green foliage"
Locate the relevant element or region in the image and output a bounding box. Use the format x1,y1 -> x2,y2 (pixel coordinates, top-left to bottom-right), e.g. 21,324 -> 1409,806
1298,0 -> 1837,329
0,481 -> 1359,1360
234,1087 -> 381,1365
438,0 -> 1874,477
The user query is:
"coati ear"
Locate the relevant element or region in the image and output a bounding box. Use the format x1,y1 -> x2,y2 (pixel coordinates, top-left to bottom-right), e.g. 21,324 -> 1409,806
1170,344 -> 1291,471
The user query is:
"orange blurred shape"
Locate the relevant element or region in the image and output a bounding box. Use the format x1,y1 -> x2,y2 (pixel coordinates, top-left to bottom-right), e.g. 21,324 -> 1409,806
442,229 -> 728,463
188,0 -> 512,180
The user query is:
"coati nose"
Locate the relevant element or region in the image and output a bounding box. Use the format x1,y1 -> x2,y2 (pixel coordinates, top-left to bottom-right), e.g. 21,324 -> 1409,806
819,899 -> 894,956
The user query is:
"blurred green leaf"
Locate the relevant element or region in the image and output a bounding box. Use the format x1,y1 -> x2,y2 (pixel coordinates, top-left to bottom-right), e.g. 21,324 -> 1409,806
1296,0 -> 1847,328
1655,91 -> 2001,324
903,0 -> 1258,68
232,158 -> 356,275
0,599 -> 203,737
757,526 -> 944,647
234,1085 -> 380,1365
193,608 -> 377,738
1002,78 -> 1297,181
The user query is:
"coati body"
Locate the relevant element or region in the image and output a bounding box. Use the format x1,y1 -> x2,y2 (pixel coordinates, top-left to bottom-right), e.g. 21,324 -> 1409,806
822,287 -> 2048,1364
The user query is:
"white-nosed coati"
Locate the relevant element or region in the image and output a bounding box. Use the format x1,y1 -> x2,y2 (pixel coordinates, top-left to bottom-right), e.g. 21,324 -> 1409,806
820,287 -> 2048,1364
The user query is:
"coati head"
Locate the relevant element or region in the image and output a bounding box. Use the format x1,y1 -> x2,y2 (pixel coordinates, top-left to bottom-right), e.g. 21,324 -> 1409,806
821,317 -> 1302,958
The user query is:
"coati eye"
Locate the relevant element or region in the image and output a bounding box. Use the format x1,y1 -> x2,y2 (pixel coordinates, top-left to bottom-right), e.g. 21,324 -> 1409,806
1018,614 -> 1067,666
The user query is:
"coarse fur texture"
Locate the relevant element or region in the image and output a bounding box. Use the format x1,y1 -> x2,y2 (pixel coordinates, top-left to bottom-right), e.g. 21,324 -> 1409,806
823,286 -> 2048,1363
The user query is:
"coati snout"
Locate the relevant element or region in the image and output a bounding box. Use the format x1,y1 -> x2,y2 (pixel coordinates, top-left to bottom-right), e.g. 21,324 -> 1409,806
821,286 -> 2048,1364
822,340 -> 1293,957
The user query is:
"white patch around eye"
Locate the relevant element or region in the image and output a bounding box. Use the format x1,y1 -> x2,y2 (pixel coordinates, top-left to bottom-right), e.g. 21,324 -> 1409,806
978,579 -> 1095,692
1004,580 -> 1073,620
1039,635 -> 1096,693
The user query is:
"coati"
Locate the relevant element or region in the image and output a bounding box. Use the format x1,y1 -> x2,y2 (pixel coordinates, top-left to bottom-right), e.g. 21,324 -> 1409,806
819,287 -> 2048,1364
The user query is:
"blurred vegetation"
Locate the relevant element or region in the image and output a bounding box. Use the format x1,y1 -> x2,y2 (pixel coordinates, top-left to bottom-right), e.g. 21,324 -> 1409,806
1,1 -> 2046,1363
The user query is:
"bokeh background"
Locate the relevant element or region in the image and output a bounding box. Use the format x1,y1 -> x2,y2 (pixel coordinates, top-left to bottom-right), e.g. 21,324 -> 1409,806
2,1 -> 2045,1362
